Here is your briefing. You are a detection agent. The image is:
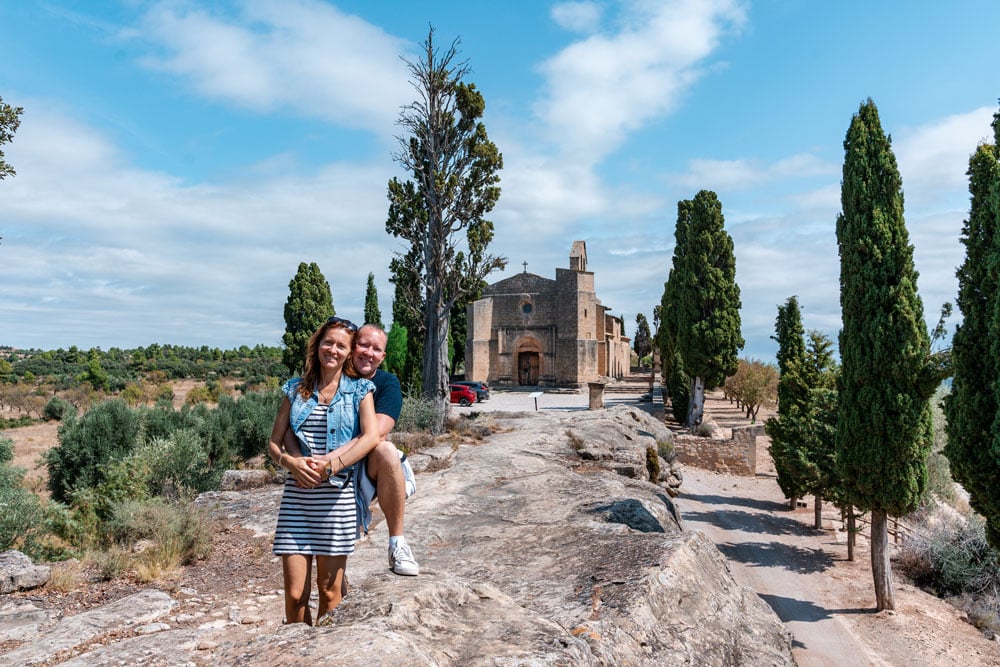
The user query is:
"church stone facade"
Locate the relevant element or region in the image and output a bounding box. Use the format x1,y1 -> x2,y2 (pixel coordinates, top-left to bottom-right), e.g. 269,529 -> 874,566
465,241 -> 631,387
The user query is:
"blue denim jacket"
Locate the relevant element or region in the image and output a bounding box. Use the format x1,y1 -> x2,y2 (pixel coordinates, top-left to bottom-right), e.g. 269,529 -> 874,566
282,374 -> 375,534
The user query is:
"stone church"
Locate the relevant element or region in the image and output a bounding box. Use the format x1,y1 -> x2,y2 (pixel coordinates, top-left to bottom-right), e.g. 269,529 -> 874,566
464,241 -> 631,387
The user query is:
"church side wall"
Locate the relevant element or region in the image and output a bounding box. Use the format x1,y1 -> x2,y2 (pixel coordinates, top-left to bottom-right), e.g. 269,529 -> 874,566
466,298 -> 494,383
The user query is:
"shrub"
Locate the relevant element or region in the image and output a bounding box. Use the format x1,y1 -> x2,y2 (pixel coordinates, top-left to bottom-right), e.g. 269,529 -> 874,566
185,385 -> 213,405
136,430 -> 217,496
657,439 -> 674,460
397,396 -> 444,433
0,435 -> 12,465
0,445 -> 77,561
120,382 -> 147,407
214,389 -> 282,461
47,399 -> 142,504
43,395 -> 72,421
0,481 -> 42,551
106,498 -> 212,576
695,422 -> 715,437
898,502 -> 1000,603
645,445 -> 660,482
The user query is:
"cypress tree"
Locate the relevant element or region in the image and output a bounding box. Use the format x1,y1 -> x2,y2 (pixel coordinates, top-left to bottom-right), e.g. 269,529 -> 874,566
944,105 -> 1000,550
659,208 -> 691,423
364,273 -> 384,329
835,99 -> 937,610
281,262 -> 334,374
674,190 -> 744,427
766,296 -> 811,507
633,313 -> 653,361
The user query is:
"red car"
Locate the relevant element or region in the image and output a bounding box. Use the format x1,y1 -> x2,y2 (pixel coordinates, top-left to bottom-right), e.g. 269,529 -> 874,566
450,384 -> 477,407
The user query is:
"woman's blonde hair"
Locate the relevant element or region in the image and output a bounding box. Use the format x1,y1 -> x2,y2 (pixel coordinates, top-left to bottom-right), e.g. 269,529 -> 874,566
299,318 -> 359,399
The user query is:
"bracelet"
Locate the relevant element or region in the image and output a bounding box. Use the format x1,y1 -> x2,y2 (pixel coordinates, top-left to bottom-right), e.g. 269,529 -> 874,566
277,453 -> 287,469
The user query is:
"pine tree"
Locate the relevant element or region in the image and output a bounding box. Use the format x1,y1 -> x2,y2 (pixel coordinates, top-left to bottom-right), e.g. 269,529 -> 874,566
364,273 -> 383,329
281,262 -> 334,374
944,105 -> 1000,550
386,28 -> 505,428
674,190 -> 744,427
835,99 -> 937,610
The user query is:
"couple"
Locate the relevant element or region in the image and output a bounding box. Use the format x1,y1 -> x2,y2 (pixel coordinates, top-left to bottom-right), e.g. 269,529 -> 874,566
267,317 -> 419,625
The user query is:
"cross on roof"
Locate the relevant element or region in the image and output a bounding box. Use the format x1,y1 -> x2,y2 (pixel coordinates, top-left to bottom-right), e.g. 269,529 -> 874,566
522,261 -> 528,273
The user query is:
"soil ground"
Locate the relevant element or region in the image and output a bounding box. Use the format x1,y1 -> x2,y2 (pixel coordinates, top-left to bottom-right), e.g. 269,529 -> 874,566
3,383 -> 999,665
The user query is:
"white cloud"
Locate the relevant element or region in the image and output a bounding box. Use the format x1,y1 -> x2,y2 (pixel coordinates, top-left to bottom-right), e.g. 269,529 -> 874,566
0,107 -> 398,349
133,0 -> 412,135
677,153 -> 837,191
551,2 -> 604,33
536,0 -> 747,164
895,106 -> 996,211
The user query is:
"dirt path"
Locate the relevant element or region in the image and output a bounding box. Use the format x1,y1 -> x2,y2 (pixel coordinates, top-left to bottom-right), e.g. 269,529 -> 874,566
677,393 -> 1000,667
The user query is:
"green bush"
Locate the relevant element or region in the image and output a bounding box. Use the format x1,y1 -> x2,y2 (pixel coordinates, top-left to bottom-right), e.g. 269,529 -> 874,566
43,395 -> 73,421
47,399 -> 142,504
657,439 -> 674,460
0,481 -> 42,551
397,395 -> 444,433
137,430 -> 217,496
212,389 -> 282,461
0,435 -> 12,465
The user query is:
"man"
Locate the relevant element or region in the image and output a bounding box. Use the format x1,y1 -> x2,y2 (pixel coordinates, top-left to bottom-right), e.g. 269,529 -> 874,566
284,323 -> 419,576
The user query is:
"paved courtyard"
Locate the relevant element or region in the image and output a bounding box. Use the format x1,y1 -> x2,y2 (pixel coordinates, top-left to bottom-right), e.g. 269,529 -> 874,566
454,385 -> 657,414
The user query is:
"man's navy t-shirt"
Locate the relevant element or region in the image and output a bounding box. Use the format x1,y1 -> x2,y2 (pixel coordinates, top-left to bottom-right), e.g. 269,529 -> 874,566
370,369 -> 402,422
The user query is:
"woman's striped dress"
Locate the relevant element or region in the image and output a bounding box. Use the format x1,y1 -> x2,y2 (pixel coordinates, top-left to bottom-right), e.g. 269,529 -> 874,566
272,402 -> 356,556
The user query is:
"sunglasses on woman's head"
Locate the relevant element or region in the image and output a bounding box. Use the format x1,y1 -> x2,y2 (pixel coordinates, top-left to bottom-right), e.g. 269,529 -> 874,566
327,316 -> 358,332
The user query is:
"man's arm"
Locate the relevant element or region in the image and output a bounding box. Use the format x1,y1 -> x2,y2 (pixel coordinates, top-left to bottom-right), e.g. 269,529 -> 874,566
315,370 -> 400,461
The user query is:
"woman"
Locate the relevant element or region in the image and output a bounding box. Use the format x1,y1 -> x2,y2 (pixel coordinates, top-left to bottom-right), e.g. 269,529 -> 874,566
268,316 -> 379,624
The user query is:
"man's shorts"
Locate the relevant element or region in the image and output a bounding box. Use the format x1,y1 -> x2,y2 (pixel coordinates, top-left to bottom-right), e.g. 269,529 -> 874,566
357,446 -> 416,509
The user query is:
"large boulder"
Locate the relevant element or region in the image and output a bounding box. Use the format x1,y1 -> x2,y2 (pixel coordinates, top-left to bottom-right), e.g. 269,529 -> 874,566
0,550 -> 49,594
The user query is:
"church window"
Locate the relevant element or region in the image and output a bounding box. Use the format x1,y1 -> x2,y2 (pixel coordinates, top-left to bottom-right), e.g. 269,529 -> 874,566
522,302 -> 533,314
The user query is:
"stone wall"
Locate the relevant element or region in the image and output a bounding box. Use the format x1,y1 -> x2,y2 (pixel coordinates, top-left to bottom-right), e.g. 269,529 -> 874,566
673,424 -> 765,476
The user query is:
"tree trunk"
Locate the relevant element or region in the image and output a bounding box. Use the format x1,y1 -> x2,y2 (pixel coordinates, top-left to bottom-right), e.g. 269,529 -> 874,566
814,495 -> 823,530
871,509 -> 895,610
686,376 -> 705,428
847,508 -> 856,562
421,286 -> 451,434
788,496 -> 797,510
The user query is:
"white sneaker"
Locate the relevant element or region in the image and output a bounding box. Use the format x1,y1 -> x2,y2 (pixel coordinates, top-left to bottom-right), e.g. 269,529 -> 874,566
388,541 -> 420,576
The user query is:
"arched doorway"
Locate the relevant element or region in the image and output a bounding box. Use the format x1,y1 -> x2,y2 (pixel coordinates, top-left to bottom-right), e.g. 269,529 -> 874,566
518,351 -> 539,385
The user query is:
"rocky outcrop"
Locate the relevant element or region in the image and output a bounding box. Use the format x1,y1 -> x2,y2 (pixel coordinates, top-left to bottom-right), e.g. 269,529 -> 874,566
0,550 -> 49,593
1,589 -> 176,666
2,405 -> 792,666
567,405 -> 684,496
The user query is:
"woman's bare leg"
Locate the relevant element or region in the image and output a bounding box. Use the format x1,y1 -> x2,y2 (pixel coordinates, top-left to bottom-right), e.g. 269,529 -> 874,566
316,555 -> 348,619
282,554 -> 313,625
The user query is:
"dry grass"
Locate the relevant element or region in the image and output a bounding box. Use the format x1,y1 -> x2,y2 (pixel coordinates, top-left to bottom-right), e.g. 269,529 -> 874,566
45,559 -> 85,592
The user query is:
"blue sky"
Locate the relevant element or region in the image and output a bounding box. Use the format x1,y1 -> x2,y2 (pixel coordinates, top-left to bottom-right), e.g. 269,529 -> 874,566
1,1 -> 998,363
